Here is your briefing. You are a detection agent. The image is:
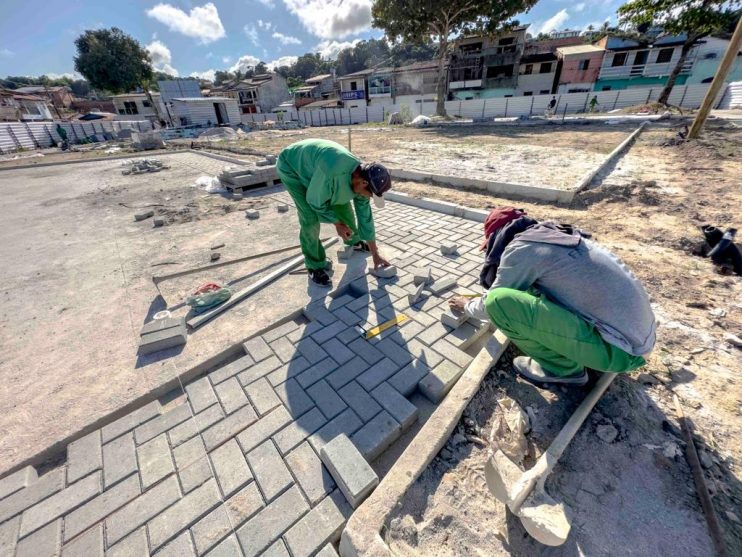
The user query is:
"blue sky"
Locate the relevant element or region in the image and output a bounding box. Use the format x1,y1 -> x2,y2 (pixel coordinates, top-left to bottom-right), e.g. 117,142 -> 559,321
0,0 -> 623,81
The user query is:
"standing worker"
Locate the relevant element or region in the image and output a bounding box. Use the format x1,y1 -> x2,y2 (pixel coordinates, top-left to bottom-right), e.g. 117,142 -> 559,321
277,139 -> 392,286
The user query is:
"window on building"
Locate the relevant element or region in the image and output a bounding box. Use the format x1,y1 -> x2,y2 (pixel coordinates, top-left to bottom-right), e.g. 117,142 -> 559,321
350,81 -> 357,91
486,65 -> 514,78
498,37 -> 515,46
601,86 -> 612,91
611,53 -> 627,67
539,62 -> 552,74
118,109 -> 125,115
577,59 -> 590,71
523,91 -> 533,96
523,64 -> 533,75
504,94 -> 513,97
142,100 -> 152,107
656,48 -> 673,63
123,101 -> 138,115
539,89 -> 550,94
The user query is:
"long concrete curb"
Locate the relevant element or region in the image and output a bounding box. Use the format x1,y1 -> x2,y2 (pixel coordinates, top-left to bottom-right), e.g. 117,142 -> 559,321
572,121 -> 649,195
385,191 -> 489,222
340,330 -> 510,557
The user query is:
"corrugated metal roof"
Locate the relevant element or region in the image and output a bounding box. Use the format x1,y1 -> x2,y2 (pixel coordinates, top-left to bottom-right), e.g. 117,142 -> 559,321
306,74 -> 333,83
557,44 -> 604,55
173,97 -> 234,102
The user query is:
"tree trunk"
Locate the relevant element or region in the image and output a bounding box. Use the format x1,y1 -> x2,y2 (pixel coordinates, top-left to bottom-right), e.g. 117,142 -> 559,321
435,38 -> 448,117
658,40 -> 694,105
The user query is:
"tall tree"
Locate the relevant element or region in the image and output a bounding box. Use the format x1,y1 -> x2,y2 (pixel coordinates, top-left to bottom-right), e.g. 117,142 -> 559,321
372,0 -> 539,116
618,0 -> 741,105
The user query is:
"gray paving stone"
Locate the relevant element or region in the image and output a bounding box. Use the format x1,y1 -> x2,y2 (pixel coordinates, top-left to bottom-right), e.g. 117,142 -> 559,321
245,378 -> 282,416
418,360 -> 465,403
272,407 -> 327,455
268,336 -> 296,363
20,471 -> 101,537
375,338 -> 414,367
246,440 -> 293,502
66,431 -> 102,484
295,336 -> 328,364
137,434 -> 174,490
106,527 -> 149,557
303,304 -> 336,326
262,539 -> 290,557
137,320 -> 186,356
235,485 -> 309,557
61,523 -> 102,557
307,408 -> 363,454
287,321 -> 323,343
371,382 -> 419,429
347,338 -> 384,365
316,543 -> 340,557
186,377 -> 218,414
236,406 -> 292,454
0,466 -> 37,502
311,321 -> 347,344
306,380 -> 347,420
262,320 -> 300,343
336,327 -> 360,345
168,404 -> 225,447
284,490 -> 352,557
388,360 -> 431,397
351,411 -> 402,462
327,294 -> 355,311
331,306 -> 363,327
153,531 -> 195,556
265,356 -> 310,387
173,435 -> 207,474
431,337 -> 474,368
64,474 -> 140,541
273,379 -> 314,418
295,357 -> 339,389
429,276 -> 457,295
319,435 -> 378,509
134,403 -> 192,445
147,479 -> 221,552
209,439 -> 252,498
15,518 -> 61,557
406,339 -> 444,369
102,433 -> 137,489
243,336 -> 273,363
213,377 -> 249,415
236,355 -> 281,386
0,467 -> 65,524
205,535 -> 241,557
321,338 -> 354,365
209,354 -> 255,385
417,322 -> 450,346
337,382 -> 382,422
285,442 -> 335,505
101,400 -> 161,443
0,516 -> 19,556
325,356 -> 369,391
355,357 -> 400,392
202,404 -> 258,451
179,457 -> 213,494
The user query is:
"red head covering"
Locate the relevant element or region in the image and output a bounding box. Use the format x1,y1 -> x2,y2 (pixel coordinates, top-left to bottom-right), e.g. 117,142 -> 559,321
480,207 -> 526,250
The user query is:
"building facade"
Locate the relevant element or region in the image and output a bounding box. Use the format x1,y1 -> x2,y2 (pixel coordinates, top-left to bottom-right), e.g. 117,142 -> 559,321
517,49 -> 558,96
111,93 -> 168,123
337,69 -> 372,109
685,36 -> 742,85
555,44 -> 605,93
0,89 -> 54,121
212,73 -> 291,114
170,97 -> 240,126
14,86 -> 74,109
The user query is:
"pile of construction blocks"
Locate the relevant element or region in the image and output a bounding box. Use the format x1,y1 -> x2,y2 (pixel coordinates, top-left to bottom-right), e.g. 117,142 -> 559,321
218,156 -> 280,191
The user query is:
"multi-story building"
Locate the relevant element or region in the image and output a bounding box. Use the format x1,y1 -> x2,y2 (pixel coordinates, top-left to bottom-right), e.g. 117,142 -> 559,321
0,89 -> 54,121
337,69 -> 373,109
554,44 -> 606,93
517,46 -> 558,96
111,92 -> 167,123
448,26 -> 528,99
685,36 -> 742,85
293,74 -> 337,109
212,73 -> 291,114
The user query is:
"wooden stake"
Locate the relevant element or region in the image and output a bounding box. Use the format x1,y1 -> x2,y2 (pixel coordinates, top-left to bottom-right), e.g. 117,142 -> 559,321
348,127 -> 352,151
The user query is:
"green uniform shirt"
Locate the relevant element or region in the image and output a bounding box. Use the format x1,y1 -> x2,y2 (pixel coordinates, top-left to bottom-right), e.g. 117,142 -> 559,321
277,138 -> 375,241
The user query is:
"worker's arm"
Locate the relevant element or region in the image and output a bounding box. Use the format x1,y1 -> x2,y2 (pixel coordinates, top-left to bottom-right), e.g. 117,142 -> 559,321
352,196 -> 376,242
306,169 -> 340,224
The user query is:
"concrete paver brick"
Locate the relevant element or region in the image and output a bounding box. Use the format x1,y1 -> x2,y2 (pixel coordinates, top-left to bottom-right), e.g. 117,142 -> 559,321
295,357 -> 339,389
209,439 -> 252,498
272,407 -> 327,455
371,382 -> 419,429
134,403 -> 192,445
303,304 -> 336,326
406,339 -> 444,369
440,310 -> 467,329
370,265 -> 397,279
330,306 -> 363,327
335,326 -> 361,345
418,360 -> 466,403
168,404 -> 225,447
137,434 -> 174,490
431,337 -> 474,368
307,408 -> 363,454
307,380 -> 347,420
102,433 -> 137,488
15,518 -> 61,557
0,466 -> 37,502
202,404 -> 258,451
388,319 -> 425,346
204,535 -> 240,557
246,440 -> 293,501
262,539 -> 290,556
237,405 -> 292,454
209,354 -> 255,385
412,267 -> 433,286
61,523 -> 102,557
101,400 -> 161,443
316,543 -> 340,557
214,378 -> 249,415
0,468 -> 65,524
287,321 -> 323,343
376,338 -> 414,367
319,435 -> 378,509
295,336 -> 328,364
321,338 -> 354,365
237,355 -> 283,387
347,338 -> 384,366
337,382 -> 382,421
446,320 -> 488,350
310,320 -> 347,345
0,516 -> 19,556
269,336 -> 297,364
245,378 -> 282,416
243,337 -> 273,363
417,322 -> 450,346
351,411 -> 402,462
273,378 -> 314,418
64,474 -> 140,541
185,377 -> 218,414
153,531 -> 195,556
265,356 -> 310,387
20,471 -> 101,538
356,358 -> 400,392
178,457 -> 214,494
407,282 -> 426,305
285,442 -> 335,506
262,320 -> 300,344
429,277 -> 457,295
147,478 -> 221,552
325,356 -> 370,391
137,320 -> 187,356
66,430 -> 102,484
235,485 -> 309,557
173,436 -> 207,473
327,294 -> 355,311
284,490 -> 352,557
106,527 -> 148,557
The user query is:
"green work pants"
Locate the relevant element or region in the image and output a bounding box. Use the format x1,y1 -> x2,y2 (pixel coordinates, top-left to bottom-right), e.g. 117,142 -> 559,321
484,288 -> 646,377
278,167 -> 361,271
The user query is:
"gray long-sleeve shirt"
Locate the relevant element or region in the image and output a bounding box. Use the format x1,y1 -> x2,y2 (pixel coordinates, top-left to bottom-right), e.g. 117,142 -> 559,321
466,224 -> 656,356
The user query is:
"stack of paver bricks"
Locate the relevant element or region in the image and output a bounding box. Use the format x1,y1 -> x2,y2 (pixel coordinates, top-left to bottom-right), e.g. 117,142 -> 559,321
0,200 -> 489,556
218,159 -> 280,193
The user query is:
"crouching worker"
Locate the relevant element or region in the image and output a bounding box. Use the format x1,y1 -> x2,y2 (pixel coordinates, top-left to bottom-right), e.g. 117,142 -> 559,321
449,220 -> 656,386
277,139 -> 392,286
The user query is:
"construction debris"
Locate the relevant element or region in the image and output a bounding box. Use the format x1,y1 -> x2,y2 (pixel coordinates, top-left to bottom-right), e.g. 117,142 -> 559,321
153,218 -> 164,228
218,161 -> 280,191
440,243 -> 459,256
277,204 -> 289,213
131,131 -> 165,151
412,267 -> 433,286
245,210 -> 260,220
490,397 -> 531,465
134,211 -> 154,222
408,283 -> 425,305
211,242 -> 225,250
370,265 -> 397,279
138,317 -> 187,356
122,158 -> 168,175
210,252 -> 221,262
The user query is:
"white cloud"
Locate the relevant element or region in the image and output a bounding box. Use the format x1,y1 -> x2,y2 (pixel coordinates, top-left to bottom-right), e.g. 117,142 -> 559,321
146,40 -> 179,76
283,0 -> 372,39
257,0 -> 275,8
574,2 -> 586,12
222,56 -> 232,64
45,72 -> 76,80
230,55 -> 261,73
244,24 -> 260,46
1,48 -> 14,58
314,39 -> 360,60
538,9 -> 570,35
189,69 -> 216,81
272,32 -> 302,45
267,55 -> 299,69
258,20 -> 273,31
146,2 -> 226,44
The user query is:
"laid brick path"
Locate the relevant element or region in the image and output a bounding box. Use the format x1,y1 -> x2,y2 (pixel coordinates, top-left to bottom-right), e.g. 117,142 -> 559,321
0,200 -> 489,556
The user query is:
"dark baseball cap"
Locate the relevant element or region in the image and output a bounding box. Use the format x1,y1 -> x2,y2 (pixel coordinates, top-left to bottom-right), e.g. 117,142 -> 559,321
361,163 -> 391,207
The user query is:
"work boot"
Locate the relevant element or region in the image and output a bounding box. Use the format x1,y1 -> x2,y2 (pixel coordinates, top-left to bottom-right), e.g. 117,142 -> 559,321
512,356 -> 588,386
353,241 -> 370,252
308,268 -> 331,287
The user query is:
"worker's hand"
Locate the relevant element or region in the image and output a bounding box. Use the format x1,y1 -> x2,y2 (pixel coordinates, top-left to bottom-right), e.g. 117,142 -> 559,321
334,223 -> 353,241
372,252 -> 391,269
448,296 -> 468,314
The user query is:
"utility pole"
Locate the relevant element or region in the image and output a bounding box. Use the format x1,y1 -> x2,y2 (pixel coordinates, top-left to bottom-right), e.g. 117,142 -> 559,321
687,13 -> 742,139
